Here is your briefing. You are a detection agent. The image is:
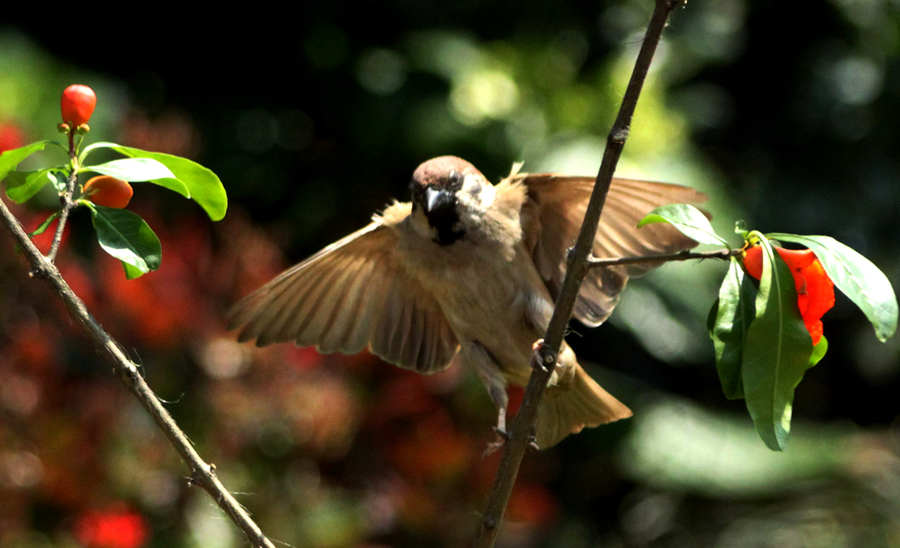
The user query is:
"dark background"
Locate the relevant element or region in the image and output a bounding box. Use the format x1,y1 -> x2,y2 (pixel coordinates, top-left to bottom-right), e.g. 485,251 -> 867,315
2,1 -> 899,547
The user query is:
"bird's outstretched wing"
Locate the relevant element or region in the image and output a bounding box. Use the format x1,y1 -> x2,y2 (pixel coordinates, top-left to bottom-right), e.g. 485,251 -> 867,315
228,215 -> 459,373
517,173 -> 708,327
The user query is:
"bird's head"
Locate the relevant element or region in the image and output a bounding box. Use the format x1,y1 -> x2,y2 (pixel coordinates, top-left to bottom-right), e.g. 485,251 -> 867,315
409,156 -> 495,245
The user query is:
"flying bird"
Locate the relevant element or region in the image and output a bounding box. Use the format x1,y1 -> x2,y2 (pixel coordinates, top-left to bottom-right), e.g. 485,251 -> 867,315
229,156 -> 707,448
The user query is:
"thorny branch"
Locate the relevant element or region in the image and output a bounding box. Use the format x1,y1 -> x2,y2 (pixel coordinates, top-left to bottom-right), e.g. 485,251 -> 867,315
473,1 -> 687,546
0,198 -> 276,548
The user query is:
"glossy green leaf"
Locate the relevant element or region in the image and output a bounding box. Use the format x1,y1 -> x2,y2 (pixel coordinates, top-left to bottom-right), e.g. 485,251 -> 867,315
710,257 -> 757,399
89,205 -> 162,279
0,141 -> 53,182
638,203 -> 727,245
4,169 -> 57,203
808,335 -> 828,368
741,236 -> 814,451
79,143 -> 190,198
104,144 -> 226,221
768,233 -> 898,342
82,158 -> 175,182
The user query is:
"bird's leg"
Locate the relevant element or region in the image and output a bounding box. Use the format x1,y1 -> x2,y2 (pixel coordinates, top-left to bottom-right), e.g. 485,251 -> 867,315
470,347 -> 512,455
494,404 -> 508,438
483,402 -> 509,457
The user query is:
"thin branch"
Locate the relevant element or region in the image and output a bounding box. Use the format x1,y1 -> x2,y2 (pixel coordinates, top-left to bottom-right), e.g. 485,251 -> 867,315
46,170 -> 77,263
588,248 -> 738,268
473,1 -> 686,546
0,197 -> 276,548
47,131 -> 81,263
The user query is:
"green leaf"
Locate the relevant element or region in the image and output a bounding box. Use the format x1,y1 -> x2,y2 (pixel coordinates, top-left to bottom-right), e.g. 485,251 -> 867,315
710,257 -> 757,399
140,176 -> 191,197
121,261 -> 145,280
741,236 -> 814,451
0,141 -> 53,183
808,335 -> 828,368
768,233 -> 898,342
89,205 -> 162,279
4,169 -> 57,203
82,158 -> 176,182
103,144 -> 227,221
638,203 -> 727,246
28,211 -> 60,237
49,169 -> 68,193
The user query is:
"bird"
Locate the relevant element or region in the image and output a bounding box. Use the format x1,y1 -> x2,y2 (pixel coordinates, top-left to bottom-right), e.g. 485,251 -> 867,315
229,156 -> 707,448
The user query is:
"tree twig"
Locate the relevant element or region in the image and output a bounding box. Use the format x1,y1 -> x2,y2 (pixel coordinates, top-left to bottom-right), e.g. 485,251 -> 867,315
46,168 -> 77,263
0,197 -> 276,548
473,1 -> 686,545
47,129 -> 83,263
588,248 -> 738,268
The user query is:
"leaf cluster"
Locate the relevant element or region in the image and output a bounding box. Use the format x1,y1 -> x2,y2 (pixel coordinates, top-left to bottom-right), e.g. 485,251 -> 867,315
1,138 -> 227,279
642,205 -> 898,450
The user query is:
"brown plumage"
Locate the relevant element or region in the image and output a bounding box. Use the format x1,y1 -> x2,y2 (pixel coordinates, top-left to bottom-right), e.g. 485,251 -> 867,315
229,156 -> 707,447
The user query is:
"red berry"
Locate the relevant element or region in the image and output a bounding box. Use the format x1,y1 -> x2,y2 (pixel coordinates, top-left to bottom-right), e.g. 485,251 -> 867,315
83,176 -> 133,208
61,85 -> 97,127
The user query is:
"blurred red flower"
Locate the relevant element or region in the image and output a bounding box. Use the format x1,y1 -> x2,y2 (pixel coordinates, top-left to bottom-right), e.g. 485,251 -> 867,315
73,504 -> 149,548
0,121 -> 26,152
743,244 -> 835,345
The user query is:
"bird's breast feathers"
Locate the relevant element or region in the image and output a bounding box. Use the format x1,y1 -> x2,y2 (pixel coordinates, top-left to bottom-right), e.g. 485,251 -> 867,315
376,198 -> 550,348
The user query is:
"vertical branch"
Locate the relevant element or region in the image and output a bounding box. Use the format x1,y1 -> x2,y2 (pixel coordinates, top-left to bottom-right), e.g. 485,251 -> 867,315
473,1 -> 685,546
47,131 -> 81,263
46,169 -> 77,263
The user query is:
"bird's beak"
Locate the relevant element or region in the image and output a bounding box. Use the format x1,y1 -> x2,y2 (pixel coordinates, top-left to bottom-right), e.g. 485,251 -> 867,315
424,187 -> 454,213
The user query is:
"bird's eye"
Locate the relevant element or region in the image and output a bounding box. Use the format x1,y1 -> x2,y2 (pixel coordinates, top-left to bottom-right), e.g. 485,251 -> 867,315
447,171 -> 464,190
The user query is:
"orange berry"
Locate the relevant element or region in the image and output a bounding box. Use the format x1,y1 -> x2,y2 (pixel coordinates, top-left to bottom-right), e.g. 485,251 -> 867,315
83,176 -> 133,208
61,85 -> 97,127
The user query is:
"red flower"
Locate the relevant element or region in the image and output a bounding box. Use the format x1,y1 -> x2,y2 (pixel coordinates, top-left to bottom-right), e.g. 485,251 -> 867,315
73,504 -> 149,548
743,244 -> 835,345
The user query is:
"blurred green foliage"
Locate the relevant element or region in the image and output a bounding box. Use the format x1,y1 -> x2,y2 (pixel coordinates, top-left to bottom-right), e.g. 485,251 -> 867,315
2,0 -> 900,546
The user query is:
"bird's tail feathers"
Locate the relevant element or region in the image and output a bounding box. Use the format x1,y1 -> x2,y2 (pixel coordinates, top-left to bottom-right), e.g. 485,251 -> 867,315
534,366 -> 632,448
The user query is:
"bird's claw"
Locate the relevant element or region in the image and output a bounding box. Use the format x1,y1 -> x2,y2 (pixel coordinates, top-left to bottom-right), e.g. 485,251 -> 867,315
482,427 -> 541,456
483,427 -> 510,458
531,339 -> 557,372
